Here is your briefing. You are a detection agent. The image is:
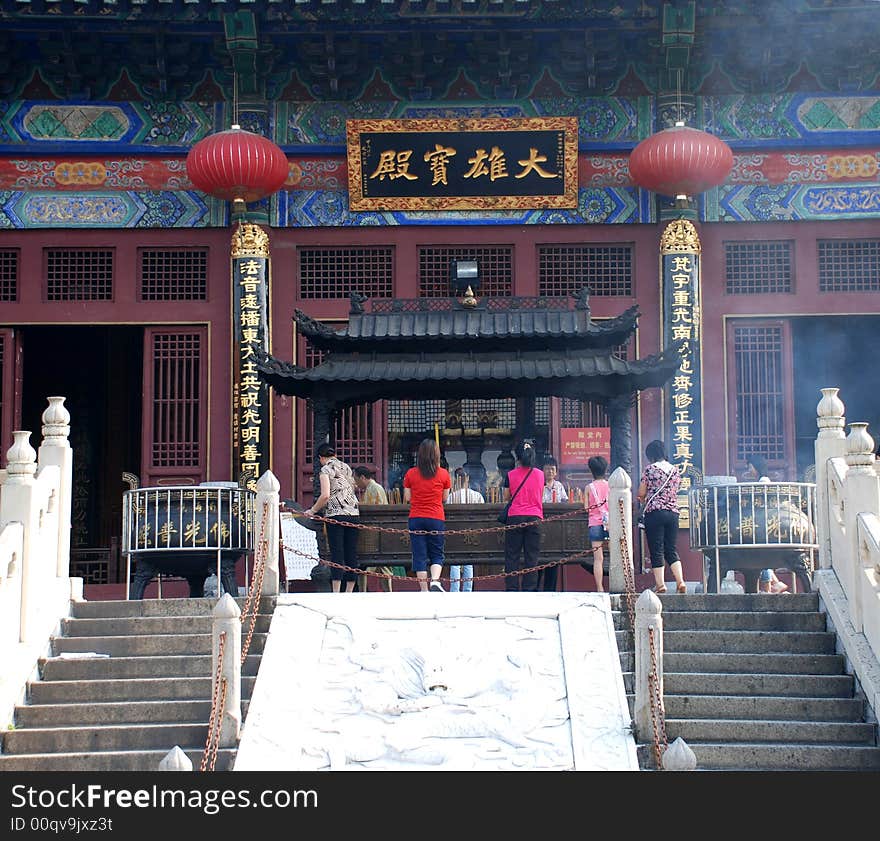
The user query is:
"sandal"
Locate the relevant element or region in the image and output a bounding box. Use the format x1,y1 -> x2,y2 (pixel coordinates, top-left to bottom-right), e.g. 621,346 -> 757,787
676,582 -> 687,594
653,584 -> 667,594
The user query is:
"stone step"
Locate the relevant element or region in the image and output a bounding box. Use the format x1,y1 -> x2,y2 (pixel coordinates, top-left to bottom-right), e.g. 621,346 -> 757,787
622,672 -> 853,698
40,654 -> 263,680
70,597 -> 275,619
29,676 -> 257,704
644,593 -> 819,613
665,718 -> 877,745
2,722 -> 214,754
61,615 -> 272,637
0,749 -> 236,772
677,743 -> 880,771
662,652 -> 846,675
659,611 -> 826,632
14,700 -> 214,727
661,630 -> 836,654
50,633 -> 266,657
662,694 -> 864,722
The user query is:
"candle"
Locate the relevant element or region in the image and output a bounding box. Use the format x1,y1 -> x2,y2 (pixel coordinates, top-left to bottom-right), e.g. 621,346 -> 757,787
434,422 -> 440,449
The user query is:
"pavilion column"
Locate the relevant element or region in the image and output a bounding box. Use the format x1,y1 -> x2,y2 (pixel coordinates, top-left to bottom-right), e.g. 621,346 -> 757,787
310,397 -> 335,498
516,397 -> 537,450
608,393 -> 634,478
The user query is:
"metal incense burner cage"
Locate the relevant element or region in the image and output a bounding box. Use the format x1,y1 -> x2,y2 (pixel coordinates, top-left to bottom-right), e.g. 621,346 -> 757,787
122,481 -> 256,599
687,481 -> 818,594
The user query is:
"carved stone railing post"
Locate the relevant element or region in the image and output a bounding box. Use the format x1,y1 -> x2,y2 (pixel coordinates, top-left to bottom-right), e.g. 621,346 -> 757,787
815,388 -> 847,570
255,470 -> 280,596
843,423 -> 879,634
159,746 -> 193,771
0,432 -> 38,643
634,588 -> 663,741
662,736 -> 697,771
608,466 -> 633,594
37,397 -> 72,579
213,593 -> 241,748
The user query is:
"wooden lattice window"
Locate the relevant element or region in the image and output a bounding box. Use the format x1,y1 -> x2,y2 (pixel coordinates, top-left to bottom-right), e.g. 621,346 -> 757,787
298,246 -> 393,299
0,249 -> 17,302
387,400 -> 445,434
419,246 -> 513,297
148,331 -> 203,469
725,241 -> 793,294
139,248 -> 208,300
732,324 -> 788,463
301,340 -> 376,467
538,244 -> 633,297
818,239 -> 880,292
45,248 -> 113,301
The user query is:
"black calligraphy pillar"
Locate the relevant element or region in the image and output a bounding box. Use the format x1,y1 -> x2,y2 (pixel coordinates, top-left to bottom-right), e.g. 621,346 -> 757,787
660,219 -> 703,525
231,223 -> 271,490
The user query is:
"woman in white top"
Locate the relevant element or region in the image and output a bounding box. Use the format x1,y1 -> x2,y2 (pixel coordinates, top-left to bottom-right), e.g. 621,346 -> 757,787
445,467 -> 484,592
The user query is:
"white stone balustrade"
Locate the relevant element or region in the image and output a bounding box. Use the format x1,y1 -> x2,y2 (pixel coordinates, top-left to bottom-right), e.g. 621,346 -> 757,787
213,593 -> 242,748
0,397 -> 79,729
608,466 -> 633,594
255,470 -> 280,597
633,588 -> 662,742
814,389 -> 880,722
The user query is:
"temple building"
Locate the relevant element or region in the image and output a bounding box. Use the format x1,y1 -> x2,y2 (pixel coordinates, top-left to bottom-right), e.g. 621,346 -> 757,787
0,1 -> 879,587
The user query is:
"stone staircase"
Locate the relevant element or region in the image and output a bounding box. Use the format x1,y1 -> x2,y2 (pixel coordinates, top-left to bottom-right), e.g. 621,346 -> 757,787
0,596 -> 274,771
616,592 -> 880,771
5,590 -> 878,771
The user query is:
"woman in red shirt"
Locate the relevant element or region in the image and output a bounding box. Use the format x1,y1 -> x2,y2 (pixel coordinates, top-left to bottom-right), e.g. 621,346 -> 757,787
502,440 -> 545,592
403,438 -> 452,592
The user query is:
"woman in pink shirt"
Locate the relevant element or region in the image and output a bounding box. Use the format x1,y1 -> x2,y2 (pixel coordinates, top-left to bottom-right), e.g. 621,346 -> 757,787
584,455 -> 610,593
502,440 -> 546,592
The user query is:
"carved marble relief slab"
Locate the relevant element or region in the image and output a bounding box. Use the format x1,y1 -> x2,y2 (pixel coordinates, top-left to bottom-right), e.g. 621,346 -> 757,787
235,593 -> 638,771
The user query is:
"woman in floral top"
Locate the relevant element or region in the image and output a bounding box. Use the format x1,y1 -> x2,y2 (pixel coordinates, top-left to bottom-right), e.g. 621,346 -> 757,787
637,439 -> 686,594
306,442 -> 359,593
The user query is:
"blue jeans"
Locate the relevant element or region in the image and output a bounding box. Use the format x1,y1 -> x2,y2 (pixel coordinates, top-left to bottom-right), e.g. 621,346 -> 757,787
449,564 -> 473,592
408,517 -> 445,573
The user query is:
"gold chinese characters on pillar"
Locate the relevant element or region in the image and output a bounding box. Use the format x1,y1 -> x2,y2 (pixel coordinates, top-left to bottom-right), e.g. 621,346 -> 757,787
660,219 -> 703,526
231,222 -> 271,490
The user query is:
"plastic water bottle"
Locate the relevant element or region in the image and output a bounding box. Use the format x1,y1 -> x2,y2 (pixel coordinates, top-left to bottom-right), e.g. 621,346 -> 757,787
720,570 -> 744,594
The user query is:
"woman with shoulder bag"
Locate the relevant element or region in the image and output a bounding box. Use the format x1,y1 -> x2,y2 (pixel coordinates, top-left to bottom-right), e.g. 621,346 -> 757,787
637,439 -> 686,594
502,440 -> 546,592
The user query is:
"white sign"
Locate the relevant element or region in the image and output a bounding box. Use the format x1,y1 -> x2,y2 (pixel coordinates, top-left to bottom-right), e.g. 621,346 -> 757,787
280,512 -> 320,581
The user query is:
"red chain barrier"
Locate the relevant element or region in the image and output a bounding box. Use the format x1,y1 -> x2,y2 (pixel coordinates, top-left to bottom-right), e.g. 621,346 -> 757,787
200,630 -> 228,773
241,501 -> 269,664
647,625 -> 669,770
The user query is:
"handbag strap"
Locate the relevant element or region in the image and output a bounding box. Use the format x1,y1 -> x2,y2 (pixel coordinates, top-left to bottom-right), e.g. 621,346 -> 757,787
643,465 -> 675,510
507,468 -> 533,506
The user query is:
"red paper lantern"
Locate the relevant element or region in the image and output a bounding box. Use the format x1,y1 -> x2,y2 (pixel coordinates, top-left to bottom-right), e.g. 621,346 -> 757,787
186,124 -> 289,205
628,122 -> 733,198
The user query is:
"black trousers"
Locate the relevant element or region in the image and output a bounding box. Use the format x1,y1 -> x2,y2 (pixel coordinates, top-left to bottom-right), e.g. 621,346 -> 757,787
325,515 -> 359,584
504,515 -> 542,592
644,508 -> 680,569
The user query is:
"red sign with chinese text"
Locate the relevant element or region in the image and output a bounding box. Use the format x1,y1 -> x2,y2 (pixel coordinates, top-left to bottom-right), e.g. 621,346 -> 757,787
560,427 -> 611,465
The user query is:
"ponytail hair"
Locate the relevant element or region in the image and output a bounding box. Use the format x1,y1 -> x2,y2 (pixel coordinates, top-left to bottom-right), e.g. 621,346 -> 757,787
514,439 -> 536,468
